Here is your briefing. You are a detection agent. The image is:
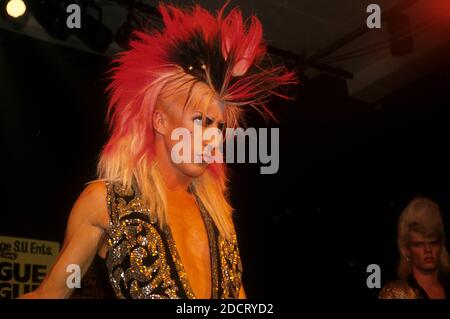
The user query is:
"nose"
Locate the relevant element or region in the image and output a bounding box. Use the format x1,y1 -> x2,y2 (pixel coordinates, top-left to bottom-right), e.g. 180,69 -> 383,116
202,128 -> 223,148
424,243 -> 432,253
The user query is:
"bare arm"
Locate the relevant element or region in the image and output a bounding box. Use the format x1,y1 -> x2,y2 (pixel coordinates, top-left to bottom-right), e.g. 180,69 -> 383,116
18,181 -> 109,299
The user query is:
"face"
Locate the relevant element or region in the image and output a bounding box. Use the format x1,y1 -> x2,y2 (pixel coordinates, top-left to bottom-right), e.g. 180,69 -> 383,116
154,80 -> 225,178
406,230 -> 442,273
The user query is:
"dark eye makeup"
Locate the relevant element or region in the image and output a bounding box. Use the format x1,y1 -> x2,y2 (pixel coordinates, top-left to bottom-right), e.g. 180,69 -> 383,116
192,112 -> 225,131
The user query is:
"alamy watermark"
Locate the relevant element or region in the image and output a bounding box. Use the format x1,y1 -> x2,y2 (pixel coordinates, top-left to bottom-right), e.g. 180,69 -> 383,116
366,264 -> 381,289
64,3 -> 383,30
170,126 -> 280,175
66,264 -> 81,289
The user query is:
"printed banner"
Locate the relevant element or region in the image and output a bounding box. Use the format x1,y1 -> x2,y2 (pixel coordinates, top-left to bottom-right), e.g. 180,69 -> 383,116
0,235 -> 60,299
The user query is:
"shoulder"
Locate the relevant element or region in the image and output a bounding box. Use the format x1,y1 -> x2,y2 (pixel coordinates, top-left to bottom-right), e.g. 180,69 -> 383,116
70,181 -> 109,230
439,271 -> 450,290
379,279 -> 420,299
78,181 -> 108,208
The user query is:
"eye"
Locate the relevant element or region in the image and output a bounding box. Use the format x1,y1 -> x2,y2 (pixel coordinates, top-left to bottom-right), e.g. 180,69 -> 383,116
204,117 -> 214,127
218,122 -> 225,132
193,116 -> 203,126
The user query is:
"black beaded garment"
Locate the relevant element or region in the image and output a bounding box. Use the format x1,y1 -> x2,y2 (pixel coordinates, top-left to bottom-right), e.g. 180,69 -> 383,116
104,181 -> 243,299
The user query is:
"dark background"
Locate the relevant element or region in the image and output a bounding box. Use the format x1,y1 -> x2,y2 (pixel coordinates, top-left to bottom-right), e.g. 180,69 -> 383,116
1,27 -> 449,299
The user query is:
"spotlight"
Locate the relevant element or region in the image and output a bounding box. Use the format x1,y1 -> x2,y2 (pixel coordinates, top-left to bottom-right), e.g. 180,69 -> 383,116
6,0 -> 26,18
1,0 -> 29,29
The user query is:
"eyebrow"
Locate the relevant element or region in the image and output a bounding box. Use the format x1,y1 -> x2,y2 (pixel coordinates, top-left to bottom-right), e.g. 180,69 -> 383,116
411,239 -> 439,244
209,116 -> 225,125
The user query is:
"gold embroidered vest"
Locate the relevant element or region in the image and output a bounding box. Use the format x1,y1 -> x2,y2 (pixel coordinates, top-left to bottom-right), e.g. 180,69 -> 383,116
104,181 -> 242,299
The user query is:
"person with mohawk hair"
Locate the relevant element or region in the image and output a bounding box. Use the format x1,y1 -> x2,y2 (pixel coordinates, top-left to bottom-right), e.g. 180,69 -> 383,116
19,2 -> 297,299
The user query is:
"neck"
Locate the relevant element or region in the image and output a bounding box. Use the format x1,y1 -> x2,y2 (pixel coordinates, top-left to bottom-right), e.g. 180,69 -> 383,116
154,136 -> 192,194
412,266 -> 440,288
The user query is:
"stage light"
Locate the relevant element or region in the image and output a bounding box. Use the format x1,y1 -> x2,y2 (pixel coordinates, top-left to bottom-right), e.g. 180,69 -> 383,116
1,0 -> 29,29
6,0 -> 26,18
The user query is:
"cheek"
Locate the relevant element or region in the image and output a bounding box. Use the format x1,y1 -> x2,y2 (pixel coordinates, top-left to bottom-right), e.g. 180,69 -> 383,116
409,247 -> 423,258
163,130 -> 177,153
178,162 -> 209,177
433,246 -> 442,256
177,113 -> 196,134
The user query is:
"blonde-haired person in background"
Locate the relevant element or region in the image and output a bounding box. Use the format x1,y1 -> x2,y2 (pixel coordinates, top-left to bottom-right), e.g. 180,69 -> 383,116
379,197 -> 450,299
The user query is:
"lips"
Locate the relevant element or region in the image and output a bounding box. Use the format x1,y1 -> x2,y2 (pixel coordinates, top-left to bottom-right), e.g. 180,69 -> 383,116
202,154 -> 214,162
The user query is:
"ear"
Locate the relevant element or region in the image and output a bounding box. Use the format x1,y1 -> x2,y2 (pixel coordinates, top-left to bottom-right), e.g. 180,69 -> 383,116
400,246 -> 410,259
153,109 -> 168,135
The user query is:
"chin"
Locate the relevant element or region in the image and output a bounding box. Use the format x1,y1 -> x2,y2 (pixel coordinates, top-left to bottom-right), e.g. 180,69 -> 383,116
417,263 -> 438,272
178,163 -> 209,178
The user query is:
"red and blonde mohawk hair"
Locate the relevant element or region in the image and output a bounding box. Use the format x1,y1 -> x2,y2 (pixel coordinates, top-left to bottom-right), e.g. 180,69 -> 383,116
107,0 -> 297,131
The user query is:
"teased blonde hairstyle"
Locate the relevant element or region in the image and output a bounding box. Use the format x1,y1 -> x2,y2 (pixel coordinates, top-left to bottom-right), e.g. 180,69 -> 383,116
397,196 -> 450,279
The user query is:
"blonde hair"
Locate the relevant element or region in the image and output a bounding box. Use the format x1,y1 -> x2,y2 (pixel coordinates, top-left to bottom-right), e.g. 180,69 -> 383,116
397,196 -> 450,278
